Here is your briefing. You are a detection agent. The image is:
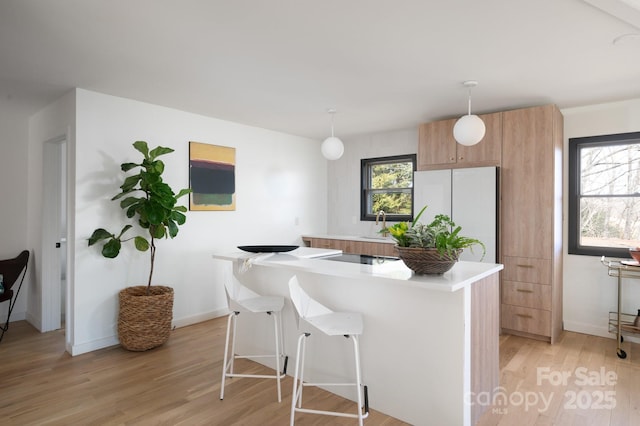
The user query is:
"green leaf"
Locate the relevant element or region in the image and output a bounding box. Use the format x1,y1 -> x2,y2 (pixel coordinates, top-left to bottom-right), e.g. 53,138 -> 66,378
119,196 -> 141,209
172,210 -> 186,225
175,188 -> 191,199
167,219 -> 179,238
88,228 -> 113,246
102,239 -> 121,258
149,146 -> 174,160
153,160 -> 165,174
116,224 -> 133,239
412,205 -> 428,227
119,174 -> 141,194
173,205 -> 187,213
133,141 -> 149,159
126,205 -> 138,218
134,236 -> 149,251
145,201 -> 166,225
152,224 -> 166,239
121,162 -> 139,172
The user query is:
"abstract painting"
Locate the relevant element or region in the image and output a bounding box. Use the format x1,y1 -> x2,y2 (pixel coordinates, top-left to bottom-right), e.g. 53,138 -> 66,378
189,141 -> 236,211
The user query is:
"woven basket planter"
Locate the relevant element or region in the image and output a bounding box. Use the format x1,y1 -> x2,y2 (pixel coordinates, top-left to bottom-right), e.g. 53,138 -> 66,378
396,246 -> 461,275
118,285 -> 174,351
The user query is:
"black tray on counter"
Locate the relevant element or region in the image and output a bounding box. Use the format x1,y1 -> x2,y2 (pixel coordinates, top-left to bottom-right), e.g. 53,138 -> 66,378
238,245 -> 299,253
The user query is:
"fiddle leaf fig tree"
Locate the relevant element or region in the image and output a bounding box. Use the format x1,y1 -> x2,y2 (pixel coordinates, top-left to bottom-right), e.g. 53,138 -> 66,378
88,141 -> 191,292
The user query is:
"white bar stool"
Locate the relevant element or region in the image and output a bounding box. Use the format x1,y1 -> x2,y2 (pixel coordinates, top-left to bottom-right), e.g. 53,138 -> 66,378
220,274 -> 288,402
287,275 -> 369,425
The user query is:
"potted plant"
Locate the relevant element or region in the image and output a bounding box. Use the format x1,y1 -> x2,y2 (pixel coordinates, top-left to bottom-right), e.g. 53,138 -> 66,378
88,141 -> 191,351
383,205 -> 485,274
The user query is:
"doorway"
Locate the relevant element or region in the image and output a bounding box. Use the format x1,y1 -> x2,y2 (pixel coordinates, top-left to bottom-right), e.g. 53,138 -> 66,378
41,136 -> 67,333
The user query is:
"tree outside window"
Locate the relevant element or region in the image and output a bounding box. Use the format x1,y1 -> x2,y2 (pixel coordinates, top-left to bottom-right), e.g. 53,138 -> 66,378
361,154 -> 416,221
569,132 -> 640,257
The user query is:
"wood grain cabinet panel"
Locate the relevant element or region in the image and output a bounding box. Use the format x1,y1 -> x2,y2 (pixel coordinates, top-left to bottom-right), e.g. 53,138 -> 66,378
501,304 -> 551,337
502,256 -> 552,285
502,281 -> 552,310
417,112 -> 502,170
500,104 -> 563,343
304,237 -> 396,257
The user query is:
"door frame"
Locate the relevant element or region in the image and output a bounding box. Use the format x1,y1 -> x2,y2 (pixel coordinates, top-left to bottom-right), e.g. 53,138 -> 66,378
41,135 -> 67,333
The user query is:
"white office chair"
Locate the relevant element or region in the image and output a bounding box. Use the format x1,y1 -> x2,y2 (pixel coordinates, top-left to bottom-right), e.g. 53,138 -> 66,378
287,275 -> 369,425
220,274 -> 288,402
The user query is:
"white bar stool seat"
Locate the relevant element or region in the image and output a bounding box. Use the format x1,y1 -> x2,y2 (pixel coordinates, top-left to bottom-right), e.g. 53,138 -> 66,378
220,274 -> 287,402
288,275 -> 369,425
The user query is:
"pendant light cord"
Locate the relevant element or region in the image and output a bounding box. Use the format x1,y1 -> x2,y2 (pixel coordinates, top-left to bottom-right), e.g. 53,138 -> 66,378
328,109 -> 336,137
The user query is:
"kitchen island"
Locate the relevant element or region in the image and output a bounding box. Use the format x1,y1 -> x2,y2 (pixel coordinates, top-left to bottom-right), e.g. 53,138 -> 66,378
212,248 -> 503,425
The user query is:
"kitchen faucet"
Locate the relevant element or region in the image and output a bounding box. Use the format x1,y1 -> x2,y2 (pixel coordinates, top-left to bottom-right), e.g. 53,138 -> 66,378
375,210 -> 388,237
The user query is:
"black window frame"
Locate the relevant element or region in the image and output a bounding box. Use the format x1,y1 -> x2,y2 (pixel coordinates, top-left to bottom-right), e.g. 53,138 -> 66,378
568,131 -> 640,257
360,154 -> 416,222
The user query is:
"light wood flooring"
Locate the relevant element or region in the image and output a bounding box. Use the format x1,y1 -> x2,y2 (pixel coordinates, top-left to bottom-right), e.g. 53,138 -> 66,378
477,331 -> 640,426
2,317 -> 640,425
0,317 -> 406,425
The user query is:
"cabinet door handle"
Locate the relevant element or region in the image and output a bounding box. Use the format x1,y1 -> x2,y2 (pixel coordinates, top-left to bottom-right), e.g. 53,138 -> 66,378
516,264 -> 534,268
458,156 -> 464,160
516,314 -> 533,319
516,289 -> 534,293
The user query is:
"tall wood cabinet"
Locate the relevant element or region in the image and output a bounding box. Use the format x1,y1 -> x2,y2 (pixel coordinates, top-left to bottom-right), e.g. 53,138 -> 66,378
500,105 -> 563,343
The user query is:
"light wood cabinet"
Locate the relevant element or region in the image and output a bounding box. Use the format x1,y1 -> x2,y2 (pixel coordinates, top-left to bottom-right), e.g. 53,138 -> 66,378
500,105 -> 563,343
417,112 -> 502,170
302,237 -> 397,257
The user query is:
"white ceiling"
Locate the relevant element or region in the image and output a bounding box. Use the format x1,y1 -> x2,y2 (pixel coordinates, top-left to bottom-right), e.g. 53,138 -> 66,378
1,0 -> 640,140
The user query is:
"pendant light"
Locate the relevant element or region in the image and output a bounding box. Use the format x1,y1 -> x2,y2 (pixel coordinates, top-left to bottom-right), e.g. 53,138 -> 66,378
321,108 -> 344,160
453,80 -> 486,146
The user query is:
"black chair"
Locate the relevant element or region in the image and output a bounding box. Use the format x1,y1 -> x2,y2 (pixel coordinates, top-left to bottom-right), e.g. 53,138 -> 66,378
0,250 -> 29,343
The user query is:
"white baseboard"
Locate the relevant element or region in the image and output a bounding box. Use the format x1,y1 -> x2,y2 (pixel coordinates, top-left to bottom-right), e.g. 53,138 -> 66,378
172,308 -> 229,329
68,308 -> 230,356
564,320 -> 640,344
25,312 -> 41,331
71,335 -> 120,356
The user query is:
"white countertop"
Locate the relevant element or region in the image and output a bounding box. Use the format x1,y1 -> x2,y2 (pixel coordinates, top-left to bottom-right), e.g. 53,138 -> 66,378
213,248 -> 503,292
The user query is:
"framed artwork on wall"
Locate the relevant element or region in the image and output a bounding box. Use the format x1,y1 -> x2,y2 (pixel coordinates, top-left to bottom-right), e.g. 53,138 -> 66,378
189,141 -> 236,211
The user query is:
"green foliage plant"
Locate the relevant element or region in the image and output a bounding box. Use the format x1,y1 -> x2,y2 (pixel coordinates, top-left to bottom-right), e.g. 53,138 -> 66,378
88,141 -> 191,292
383,205 -> 486,259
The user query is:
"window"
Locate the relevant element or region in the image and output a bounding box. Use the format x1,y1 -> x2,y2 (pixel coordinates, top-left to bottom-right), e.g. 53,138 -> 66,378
361,154 -> 416,221
568,132 -> 640,257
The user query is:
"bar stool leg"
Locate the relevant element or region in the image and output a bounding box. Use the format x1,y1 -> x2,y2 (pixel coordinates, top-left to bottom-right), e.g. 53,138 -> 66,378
290,333 -> 308,425
271,311 -> 282,402
298,333 -> 309,408
353,335 -> 364,426
230,312 -> 238,375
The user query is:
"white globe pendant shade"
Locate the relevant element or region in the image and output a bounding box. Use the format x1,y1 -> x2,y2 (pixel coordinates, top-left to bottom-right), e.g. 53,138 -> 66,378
321,136 -> 344,160
453,114 -> 486,146
321,108 -> 344,160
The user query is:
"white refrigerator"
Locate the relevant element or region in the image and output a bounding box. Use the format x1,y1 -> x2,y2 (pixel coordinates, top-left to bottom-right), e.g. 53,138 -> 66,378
413,167 -> 497,263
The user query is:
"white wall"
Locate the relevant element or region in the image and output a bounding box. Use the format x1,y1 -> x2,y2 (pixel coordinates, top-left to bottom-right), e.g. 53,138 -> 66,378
562,98 -> 640,340
67,89 -> 326,354
327,128 -> 418,236
0,98 -> 30,322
